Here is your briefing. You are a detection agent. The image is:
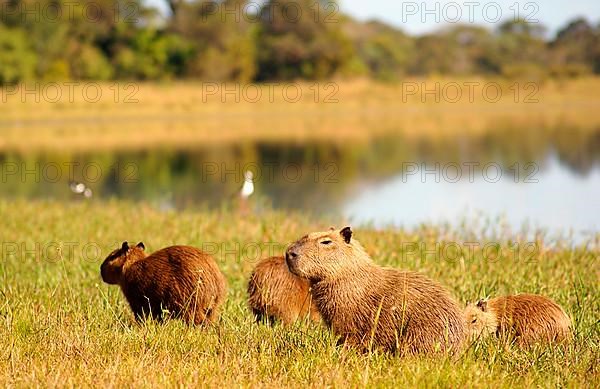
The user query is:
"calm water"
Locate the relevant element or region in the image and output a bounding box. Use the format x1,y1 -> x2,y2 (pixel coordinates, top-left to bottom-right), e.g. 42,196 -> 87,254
344,155 -> 600,239
1,128 -> 599,239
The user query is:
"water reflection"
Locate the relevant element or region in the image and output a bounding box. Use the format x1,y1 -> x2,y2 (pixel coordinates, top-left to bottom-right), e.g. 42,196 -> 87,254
344,155 -> 600,238
1,127 -> 599,235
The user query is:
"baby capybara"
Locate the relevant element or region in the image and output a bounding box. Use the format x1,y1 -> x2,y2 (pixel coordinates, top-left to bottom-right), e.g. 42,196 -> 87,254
101,242 -> 227,325
464,294 -> 572,346
285,227 -> 466,355
247,256 -> 321,325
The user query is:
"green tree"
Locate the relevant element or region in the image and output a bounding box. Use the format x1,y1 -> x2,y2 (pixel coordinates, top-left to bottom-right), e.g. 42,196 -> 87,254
495,19 -> 549,78
0,0 -> 152,80
114,29 -> 193,80
410,33 -> 459,75
172,0 -> 257,82
348,20 -> 414,80
256,0 -> 354,80
549,18 -> 599,76
0,26 -> 36,84
444,26 -> 500,75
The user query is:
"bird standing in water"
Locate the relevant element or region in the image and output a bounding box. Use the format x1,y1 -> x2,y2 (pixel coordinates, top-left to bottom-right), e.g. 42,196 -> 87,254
69,181 -> 93,199
239,171 -> 254,214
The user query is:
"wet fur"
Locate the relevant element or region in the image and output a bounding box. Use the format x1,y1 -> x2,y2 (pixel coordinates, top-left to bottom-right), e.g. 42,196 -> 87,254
286,228 -> 466,355
465,294 -> 572,346
101,243 -> 227,325
247,256 -> 321,325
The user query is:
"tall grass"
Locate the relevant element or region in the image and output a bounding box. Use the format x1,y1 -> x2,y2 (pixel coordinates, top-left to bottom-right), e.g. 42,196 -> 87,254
1,78 -> 600,151
0,200 -> 598,387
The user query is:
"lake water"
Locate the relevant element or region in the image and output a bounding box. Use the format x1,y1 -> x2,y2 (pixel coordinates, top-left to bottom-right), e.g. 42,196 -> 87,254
344,155 -> 600,239
1,128 -> 599,240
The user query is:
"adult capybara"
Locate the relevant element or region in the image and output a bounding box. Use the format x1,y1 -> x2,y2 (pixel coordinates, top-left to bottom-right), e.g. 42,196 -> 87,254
285,227 -> 466,355
464,294 -> 572,346
101,242 -> 227,325
247,256 -> 321,325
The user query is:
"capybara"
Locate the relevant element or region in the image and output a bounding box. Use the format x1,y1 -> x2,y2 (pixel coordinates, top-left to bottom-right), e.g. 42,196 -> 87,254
464,294 -> 572,346
101,242 -> 227,325
247,256 -> 321,325
285,227 -> 466,355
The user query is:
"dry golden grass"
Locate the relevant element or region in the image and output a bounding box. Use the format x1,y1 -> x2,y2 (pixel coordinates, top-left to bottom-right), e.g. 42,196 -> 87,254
1,78 -> 599,151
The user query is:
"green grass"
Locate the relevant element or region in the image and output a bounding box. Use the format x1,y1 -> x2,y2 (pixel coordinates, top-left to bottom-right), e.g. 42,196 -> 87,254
0,200 -> 598,387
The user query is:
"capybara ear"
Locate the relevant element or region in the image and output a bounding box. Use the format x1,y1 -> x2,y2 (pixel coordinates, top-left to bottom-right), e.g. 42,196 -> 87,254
136,242 -> 145,251
121,241 -> 129,251
329,226 -> 336,231
340,227 -> 353,244
476,299 -> 488,312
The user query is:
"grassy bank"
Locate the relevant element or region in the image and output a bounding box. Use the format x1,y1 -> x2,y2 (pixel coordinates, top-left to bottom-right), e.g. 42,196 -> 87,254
1,78 -> 600,151
0,200 -> 598,387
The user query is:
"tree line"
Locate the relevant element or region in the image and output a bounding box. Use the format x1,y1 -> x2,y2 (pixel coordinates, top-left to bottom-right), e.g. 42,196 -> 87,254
1,0 -> 599,85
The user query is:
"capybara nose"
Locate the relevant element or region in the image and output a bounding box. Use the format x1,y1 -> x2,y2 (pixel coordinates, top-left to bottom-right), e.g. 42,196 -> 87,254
285,249 -> 298,268
287,249 -> 298,259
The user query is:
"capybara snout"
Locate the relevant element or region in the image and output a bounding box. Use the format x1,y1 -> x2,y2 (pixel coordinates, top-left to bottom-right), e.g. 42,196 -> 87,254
101,241 -> 145,285
284,248 -> 299,274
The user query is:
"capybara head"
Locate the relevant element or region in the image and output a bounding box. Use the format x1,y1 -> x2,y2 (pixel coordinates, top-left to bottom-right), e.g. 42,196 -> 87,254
464,299 -> 498,339
285,227 -> 371,281
101,241 -> 146,284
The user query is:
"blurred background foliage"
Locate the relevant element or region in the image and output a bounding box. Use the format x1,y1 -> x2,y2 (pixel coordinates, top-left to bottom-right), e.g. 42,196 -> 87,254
0,0 -> 599,84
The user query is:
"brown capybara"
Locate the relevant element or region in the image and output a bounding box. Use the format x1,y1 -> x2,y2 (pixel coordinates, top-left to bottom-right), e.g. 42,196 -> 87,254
285,227 -> 466,355
247,256 -> 321,325
464,294 -> 572,346
101,242 -> 227,325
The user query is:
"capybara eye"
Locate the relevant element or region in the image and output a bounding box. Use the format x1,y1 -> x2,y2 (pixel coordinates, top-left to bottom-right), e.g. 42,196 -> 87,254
320,240 -> 333,245
471,318 -> 477,323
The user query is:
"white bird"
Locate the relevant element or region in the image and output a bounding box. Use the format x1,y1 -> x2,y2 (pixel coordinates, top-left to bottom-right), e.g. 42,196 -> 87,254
83,188 -> 93,198
69,181 -> 86,194
238,170 -> 255,215
69,181 -> 93,199
241,170 -> 254,198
